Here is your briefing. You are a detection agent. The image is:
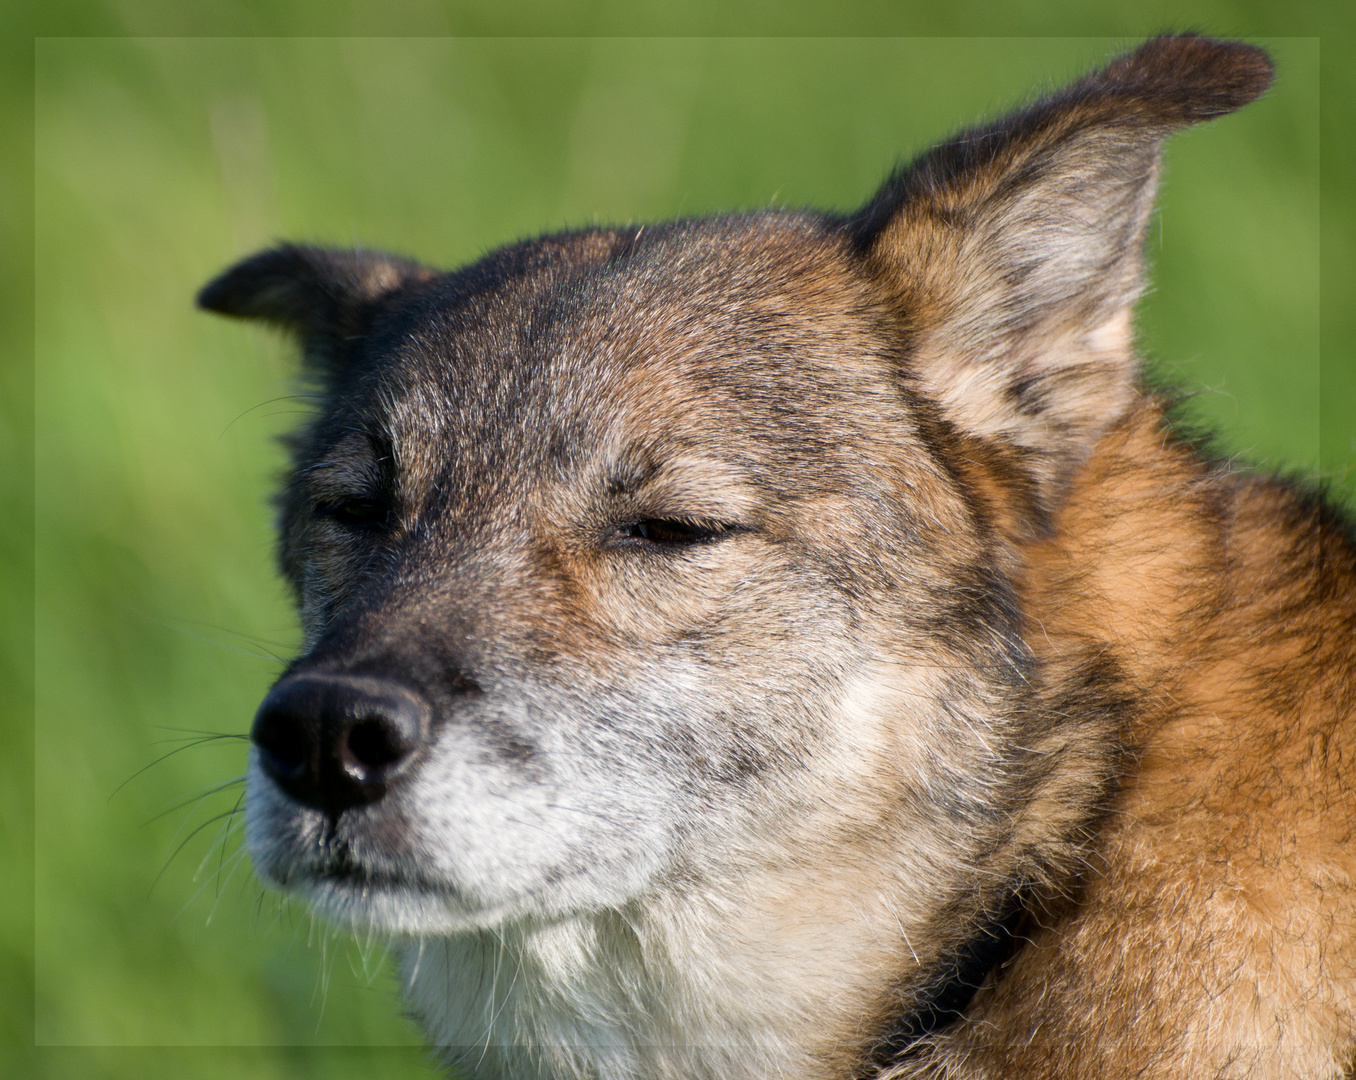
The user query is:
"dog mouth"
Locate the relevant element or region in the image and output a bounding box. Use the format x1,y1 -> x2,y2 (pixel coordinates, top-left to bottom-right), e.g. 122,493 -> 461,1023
296,841 -> 444,895
267,822 -> 447,897
279,839 -> 544,935
314,856 -> 410,891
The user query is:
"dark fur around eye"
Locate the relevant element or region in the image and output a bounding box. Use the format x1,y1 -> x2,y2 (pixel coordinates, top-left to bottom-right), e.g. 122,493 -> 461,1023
318,497 -> 389,529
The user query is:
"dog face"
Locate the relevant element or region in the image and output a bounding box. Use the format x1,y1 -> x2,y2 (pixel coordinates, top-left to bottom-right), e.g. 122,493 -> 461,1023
215,218 -> 1040,935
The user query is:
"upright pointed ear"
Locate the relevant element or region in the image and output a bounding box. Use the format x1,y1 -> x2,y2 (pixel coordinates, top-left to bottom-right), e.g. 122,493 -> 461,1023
197,244 -> 436,375
848,35 -> 1272,511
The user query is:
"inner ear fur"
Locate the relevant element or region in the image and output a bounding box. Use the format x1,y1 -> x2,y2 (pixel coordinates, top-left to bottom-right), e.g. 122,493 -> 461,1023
197,244 -> 435,375
848,35 -> 1273,513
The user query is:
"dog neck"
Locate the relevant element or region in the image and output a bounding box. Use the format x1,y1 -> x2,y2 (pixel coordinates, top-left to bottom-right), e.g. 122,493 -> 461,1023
396,910 -> 832,1080
394,844 -> 1029,1080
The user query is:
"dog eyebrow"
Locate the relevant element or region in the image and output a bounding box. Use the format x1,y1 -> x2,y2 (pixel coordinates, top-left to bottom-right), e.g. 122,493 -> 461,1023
604,452 -> 762,521
604,460 -> 655,498
304,431 -> 385,491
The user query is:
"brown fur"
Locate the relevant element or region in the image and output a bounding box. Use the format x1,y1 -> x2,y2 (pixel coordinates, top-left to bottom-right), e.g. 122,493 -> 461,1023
200,35 -> 1354,1080
886,404 -> 1356,1078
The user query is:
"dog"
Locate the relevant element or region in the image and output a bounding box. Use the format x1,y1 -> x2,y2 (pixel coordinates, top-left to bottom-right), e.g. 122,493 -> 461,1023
198,35 -> 1355,1079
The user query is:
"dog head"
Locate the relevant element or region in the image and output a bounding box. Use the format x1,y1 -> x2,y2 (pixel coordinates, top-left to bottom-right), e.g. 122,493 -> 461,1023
200,37 -> 1271,950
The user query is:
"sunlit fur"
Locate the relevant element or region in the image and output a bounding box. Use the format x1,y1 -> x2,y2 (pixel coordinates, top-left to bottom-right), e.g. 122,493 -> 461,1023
202,35 -> 1354,1080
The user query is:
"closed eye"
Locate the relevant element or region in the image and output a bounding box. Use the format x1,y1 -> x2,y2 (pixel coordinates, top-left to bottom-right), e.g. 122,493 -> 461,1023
611,518 -> 735,547
317,496 -> 390,530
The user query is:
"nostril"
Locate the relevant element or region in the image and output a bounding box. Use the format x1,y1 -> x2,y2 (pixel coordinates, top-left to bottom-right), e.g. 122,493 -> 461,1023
254,708 -> 310,777
346,716 -> 410,772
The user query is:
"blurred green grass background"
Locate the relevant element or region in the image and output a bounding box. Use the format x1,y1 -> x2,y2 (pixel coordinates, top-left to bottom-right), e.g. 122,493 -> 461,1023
18,17 -> 1348,1080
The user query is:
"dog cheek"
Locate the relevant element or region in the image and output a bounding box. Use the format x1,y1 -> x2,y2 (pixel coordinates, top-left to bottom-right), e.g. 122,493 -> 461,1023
394,696 -> 683,911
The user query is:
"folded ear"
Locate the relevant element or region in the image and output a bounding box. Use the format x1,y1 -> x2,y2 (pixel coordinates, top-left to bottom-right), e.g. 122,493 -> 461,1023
197,244 -> 435,374
848,35 -> 1272,510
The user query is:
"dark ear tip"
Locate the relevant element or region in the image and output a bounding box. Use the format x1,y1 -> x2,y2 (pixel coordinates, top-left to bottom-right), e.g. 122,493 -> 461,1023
195,269 -> 242,314
196,245 -> 312,319
197,243 -> 435,325
1107,34 -> 1274,119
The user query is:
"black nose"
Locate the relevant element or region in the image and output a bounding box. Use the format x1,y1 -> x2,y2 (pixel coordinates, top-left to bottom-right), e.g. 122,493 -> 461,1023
251,673 -> 432,814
